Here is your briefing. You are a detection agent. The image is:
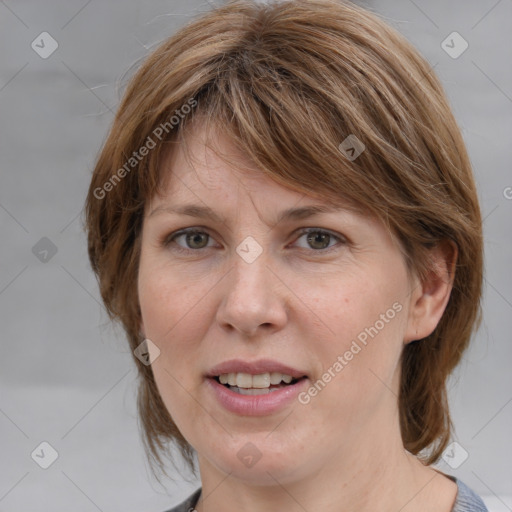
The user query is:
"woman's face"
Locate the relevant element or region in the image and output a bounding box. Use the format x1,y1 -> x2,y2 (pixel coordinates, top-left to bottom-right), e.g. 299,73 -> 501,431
138,123 -> 424,485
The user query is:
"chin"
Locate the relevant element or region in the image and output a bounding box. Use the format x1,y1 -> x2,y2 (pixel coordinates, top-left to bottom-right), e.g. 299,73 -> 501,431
220,458 -> 300,486
201,441 -> 309,486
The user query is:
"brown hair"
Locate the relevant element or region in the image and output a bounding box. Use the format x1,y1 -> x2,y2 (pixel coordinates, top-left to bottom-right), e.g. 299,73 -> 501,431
84,0 -> 483,481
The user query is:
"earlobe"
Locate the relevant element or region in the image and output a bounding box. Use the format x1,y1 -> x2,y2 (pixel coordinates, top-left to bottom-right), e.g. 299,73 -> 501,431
404,240 -> 458,344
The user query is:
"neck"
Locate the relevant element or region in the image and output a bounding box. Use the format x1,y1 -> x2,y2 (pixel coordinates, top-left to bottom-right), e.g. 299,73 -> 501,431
193,417 -> 446,512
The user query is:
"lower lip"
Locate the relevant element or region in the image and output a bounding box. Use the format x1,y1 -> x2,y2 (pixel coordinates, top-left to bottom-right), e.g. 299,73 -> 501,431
206,377 -> 309,416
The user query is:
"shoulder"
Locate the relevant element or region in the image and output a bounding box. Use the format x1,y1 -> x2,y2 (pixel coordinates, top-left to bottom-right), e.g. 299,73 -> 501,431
158,480 -> 489,512
452,478 -> 489,512
161,487 -> 202,512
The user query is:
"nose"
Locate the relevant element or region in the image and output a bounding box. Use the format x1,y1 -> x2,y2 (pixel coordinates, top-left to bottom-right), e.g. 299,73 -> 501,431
215,252 -> 289,337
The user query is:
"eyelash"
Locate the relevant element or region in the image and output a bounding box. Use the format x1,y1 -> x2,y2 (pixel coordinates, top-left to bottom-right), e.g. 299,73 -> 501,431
161,227 -> 347,255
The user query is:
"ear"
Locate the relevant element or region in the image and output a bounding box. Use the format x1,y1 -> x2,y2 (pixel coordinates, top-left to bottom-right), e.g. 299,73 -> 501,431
404,240 -> 458,344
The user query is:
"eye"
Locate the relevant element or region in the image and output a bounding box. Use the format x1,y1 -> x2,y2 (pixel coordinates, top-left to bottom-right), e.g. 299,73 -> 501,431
163,228 -> 216,253
162,227 -> 346,254
292,228 -> 346,251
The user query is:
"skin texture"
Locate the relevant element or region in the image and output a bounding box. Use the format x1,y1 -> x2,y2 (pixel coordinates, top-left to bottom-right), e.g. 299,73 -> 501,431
138,122 -> 458,512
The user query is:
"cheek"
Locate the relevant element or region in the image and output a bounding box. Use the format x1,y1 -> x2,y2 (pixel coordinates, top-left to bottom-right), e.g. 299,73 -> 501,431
303,269 -> 407,396
138,263 -> 212,406
304,271 -> 402,344
138,260 -> 211,345
139,268 -> 212,431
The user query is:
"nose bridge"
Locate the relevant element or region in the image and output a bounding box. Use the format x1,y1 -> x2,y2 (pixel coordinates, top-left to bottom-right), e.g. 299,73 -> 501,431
231,248 -> 268,295
216,245 -> 287,336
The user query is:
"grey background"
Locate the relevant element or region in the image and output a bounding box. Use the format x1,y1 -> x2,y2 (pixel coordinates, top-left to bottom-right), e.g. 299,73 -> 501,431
0,0 -> 511,510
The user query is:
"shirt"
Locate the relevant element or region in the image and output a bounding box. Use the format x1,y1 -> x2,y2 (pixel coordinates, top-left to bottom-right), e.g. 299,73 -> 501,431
163,477 -> 488,512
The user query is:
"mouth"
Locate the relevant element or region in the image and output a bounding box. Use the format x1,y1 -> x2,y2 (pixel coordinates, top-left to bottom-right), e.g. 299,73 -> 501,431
205,358 -> 310,414
211,373 -> 308,395
206,369 -> 310,416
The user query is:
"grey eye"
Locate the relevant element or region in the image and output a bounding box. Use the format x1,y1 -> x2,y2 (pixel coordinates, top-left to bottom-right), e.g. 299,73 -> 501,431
305,231 -> 332,250
294,229 -> 342,251
181,231 -> 210,249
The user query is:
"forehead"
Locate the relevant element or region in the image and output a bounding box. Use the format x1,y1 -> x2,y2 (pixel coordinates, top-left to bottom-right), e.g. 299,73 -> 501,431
151,121 -> 340,209
144,121 -> 404,256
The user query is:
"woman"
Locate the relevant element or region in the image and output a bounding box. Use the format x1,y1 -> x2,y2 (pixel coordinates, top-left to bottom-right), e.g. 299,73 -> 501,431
84,0 -> 488,510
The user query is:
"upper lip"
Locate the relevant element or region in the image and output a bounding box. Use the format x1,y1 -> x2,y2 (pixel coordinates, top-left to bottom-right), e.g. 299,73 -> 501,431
206,358 -> 308,379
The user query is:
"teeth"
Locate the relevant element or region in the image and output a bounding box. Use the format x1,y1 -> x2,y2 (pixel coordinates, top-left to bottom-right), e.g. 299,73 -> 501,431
270,372 -> 283,385
230,386 -> 282,395
217,372 -> 297,389
252,373 -> 271,388
236,373 -> 252,388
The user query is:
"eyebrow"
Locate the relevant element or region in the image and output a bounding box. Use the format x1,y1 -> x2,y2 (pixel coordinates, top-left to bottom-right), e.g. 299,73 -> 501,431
148,203 -> 349,225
